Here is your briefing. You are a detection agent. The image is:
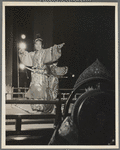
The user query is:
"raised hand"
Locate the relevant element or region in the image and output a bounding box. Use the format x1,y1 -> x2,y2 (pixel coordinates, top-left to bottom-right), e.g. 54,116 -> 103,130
57,43 -> 65,49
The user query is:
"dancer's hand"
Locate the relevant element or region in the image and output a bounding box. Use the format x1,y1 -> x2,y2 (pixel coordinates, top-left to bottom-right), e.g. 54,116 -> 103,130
19,48 -> 25,54
58,43 -> 65,49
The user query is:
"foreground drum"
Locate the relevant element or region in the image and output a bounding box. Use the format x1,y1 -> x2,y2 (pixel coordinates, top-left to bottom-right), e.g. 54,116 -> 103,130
71,90 -> 115,145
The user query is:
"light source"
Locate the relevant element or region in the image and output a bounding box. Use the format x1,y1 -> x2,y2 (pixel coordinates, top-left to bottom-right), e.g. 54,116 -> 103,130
19,42 -> 26,49
21,34 -> 26,39
19,63 -> 25,70
72,74 -> 75,78
17,39 -> 26,89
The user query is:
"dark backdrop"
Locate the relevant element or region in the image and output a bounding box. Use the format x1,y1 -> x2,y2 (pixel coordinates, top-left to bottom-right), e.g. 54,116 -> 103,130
5,6 -> 115,88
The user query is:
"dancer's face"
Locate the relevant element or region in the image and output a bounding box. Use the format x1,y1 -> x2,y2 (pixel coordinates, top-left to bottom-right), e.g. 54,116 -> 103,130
34,40 -> 42,51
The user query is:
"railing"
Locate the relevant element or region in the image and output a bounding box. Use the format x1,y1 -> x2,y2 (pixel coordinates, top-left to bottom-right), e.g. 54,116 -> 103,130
6,87 -> 84,101
6,98 -> 62,133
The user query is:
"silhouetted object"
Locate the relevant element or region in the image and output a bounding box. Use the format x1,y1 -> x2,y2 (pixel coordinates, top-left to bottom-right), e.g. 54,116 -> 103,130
49,59 -> 115,145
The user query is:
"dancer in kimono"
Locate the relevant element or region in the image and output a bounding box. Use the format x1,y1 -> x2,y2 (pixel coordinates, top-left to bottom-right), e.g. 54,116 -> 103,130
19,35 -> 68,113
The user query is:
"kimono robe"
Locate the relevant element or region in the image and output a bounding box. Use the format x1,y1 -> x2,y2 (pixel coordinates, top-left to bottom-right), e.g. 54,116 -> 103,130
19,45 -> 62,113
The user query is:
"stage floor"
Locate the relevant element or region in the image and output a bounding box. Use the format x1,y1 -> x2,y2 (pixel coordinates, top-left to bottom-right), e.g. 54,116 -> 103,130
6,104 -> 54,131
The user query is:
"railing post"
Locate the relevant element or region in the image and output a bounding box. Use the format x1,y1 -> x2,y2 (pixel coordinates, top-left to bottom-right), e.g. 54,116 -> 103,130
54,91 -> 62,127
16,116 -> 21,132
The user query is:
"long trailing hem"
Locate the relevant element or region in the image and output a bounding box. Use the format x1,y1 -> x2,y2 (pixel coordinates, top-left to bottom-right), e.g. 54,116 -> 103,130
25,85 -> 55,113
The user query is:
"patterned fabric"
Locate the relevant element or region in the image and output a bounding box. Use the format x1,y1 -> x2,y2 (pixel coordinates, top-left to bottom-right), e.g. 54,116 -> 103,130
50,65 -> 68,77
73,59 -> 112,91
58,116 -> 78,144
49,116 -> 78,145
48,75 -> 59,100
19,45 -> 64,113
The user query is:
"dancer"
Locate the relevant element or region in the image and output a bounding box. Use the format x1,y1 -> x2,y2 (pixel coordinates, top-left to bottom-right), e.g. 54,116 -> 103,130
19,34 -> 67,113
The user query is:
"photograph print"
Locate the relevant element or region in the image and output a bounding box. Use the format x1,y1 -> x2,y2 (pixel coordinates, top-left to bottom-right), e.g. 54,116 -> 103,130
2,2 -> 118,149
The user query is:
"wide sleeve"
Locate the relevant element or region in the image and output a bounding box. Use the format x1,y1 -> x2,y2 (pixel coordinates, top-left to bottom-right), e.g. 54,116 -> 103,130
19,49 -> 34,67
50,65 -> 68,76
43,44 -> 62,64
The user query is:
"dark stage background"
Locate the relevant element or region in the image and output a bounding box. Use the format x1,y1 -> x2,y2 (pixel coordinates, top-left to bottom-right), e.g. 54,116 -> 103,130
5,6 -> 115,88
